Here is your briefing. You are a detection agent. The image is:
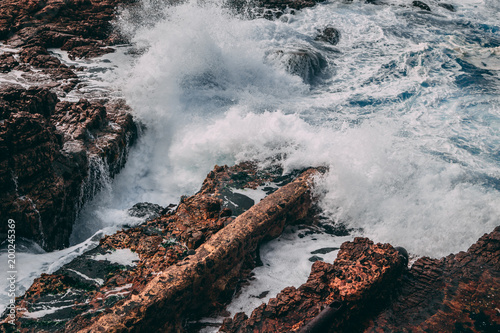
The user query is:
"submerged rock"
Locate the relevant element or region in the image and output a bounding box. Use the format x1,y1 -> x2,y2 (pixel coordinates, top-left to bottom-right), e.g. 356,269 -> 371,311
315,26 -> 341,45
269,48 -> 327,83
412,0 -> 431,11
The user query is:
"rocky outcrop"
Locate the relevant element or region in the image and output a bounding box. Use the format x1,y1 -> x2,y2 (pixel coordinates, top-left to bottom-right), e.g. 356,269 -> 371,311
0,0 -> 132,59
0,0 -> 139,250
0,85 -> 137,251
220,238 -> 406,332
1,164 -> 320,331
365,226 -> 500,332
220,227 -> 500,332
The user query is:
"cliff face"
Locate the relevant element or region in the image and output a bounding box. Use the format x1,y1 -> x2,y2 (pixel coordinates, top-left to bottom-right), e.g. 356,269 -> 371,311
0,0 -> 138,250
0,85 -> 137,250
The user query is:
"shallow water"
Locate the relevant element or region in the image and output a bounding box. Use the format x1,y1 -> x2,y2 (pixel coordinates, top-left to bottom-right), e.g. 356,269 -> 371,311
2,0 -> 500,320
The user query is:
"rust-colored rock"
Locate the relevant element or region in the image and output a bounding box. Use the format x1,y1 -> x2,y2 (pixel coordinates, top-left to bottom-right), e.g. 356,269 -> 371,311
220,238 -> 406,333
0,85 -> 137,250
221,227 -> 500,333
1,164 -> 319,332
365,226 -> 500,333
74,167 -> 319,333
0,0 -> 133,59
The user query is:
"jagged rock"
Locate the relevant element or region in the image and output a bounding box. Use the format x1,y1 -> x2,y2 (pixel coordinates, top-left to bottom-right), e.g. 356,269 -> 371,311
0,0 -> 133,59
128,202 -> 165,220
220,227 -> 500,333
365,226 -> 500,332
0,52 -> 18,73
2,164 -> 320,332
220,238 -> 406,332
315,26 -> 341,45
258,0 -> 325,11
412,0 -> 431,11
0,85 -> 137,251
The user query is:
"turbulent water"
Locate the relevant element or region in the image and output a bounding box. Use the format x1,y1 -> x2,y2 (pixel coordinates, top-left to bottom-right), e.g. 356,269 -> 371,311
2,0 -> 500,320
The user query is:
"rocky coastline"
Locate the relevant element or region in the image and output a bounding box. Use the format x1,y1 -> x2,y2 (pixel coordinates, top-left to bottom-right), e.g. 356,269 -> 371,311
0,0 -> 138,251
1,0 -> 499,332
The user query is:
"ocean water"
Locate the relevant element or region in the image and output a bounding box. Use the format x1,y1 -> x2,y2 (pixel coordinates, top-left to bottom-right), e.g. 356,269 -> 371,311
2,0 -> 500,321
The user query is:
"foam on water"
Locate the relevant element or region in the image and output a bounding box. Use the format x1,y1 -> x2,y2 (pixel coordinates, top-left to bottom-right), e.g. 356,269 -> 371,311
2,0 -> 500,320
101,0 -> 500,257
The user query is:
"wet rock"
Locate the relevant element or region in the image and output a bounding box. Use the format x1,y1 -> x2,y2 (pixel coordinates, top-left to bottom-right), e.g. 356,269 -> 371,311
315,26 -> 341,45
0,85 -> 137,251
365,226 -> 500,332
221,227 -> 500,333
259,0 -> 325,12
412,0 -> 431,11
269,48 -> 327,83
3,164 -> 321,331
438,3 -> 455,12
128,202 -> 165,220
0,0 -> 131,58
221,238 -> 406,332
0,52 -> 18,72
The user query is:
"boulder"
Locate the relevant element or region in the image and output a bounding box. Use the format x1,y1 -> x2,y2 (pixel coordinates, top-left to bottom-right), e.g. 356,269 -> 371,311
315,26 -> 341,45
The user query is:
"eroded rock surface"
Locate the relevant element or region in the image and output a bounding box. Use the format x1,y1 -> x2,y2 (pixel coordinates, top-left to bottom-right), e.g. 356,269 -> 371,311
0,85 -> 137,251
1,163 -> 320,332
220,238 -> 406,332
365,226 -> 500,332
0,0 -> 131,59
221,227 -> 500,333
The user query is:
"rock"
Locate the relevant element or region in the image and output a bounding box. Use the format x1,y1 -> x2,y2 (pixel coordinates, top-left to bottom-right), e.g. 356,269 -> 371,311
0,85 -> 137,251
0,0 -> 131,59
258,0 -> 325,12
0,52 -> 18,72
269,48 -> 327,83
3,164 -> 321,331
221,237 -> 406,332
221,227 -> 500,333
315,26 -> 341,45
438,3 -> 455,12
412,0 -> 431,11
365,226 -> 500,332
128,202 -> 165,220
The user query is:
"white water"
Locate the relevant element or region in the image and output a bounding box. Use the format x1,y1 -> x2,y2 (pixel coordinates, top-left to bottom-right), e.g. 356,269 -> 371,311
2,0 -> 500,320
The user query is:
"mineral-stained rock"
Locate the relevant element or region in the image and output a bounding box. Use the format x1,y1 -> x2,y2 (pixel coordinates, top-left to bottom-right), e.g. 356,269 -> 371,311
364,226 -> 500,332
1,164 -> 320,332
220,226 -> 500,333
220,238 -> 406,333
0,85 -> 137,251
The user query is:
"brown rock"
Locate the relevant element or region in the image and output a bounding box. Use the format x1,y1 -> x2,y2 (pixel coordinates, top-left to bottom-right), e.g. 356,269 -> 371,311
3,164 -> 320,331
0,85 -> 137,250
365,226 -> 500,332
220,238 -> 406,333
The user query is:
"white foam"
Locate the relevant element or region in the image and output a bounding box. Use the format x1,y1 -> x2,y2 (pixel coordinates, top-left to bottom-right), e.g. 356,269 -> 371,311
90,248 -> 140,266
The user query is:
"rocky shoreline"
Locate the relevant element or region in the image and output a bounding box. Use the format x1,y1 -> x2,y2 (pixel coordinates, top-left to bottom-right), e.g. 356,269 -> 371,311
1,0 -> 499,332
0,0 -> 139,251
